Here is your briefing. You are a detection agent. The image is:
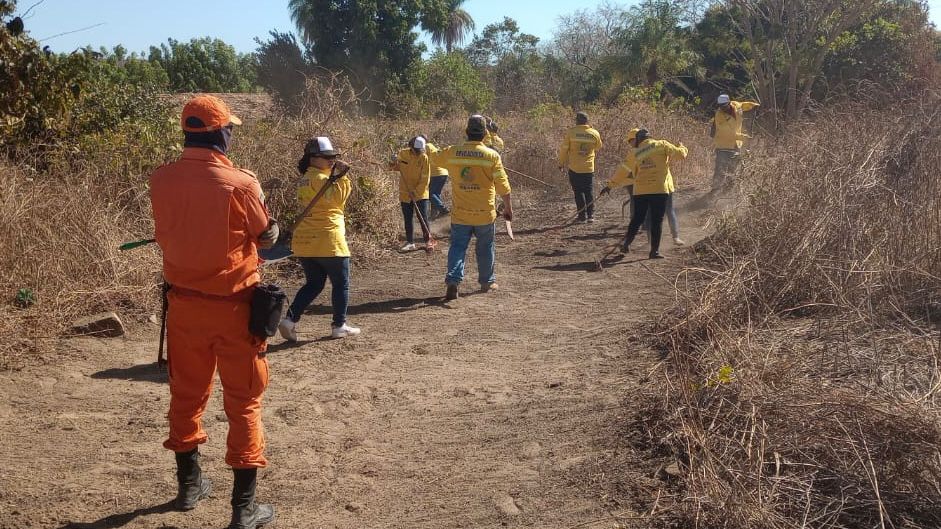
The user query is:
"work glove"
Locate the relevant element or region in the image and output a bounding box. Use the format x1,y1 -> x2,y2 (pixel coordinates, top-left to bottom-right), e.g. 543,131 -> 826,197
330,160 -> 351,181
259,219 -> 279,249
599,186 -> 611,196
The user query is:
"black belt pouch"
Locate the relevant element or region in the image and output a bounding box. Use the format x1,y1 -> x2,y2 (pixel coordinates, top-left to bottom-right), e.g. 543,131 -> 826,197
249,283 -> 287,338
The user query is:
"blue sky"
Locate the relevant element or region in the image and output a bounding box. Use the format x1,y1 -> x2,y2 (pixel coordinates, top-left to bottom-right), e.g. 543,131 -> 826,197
20,0 -> 941,55
22,0 -> 620,54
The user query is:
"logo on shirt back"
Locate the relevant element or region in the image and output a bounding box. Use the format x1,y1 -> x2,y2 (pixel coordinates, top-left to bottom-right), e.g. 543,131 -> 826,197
460,167 -> 474,182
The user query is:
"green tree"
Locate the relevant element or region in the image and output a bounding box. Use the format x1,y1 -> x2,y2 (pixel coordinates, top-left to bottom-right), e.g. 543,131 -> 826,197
821,1 -> 938,96
429,0 -> 475,53
416,51 -> 492,116
466,17 -> 540,66
254,31 -> 313,112
463,17 -> 548,110
607,0 -> 702,88
288,0 -> 448,105
149,37 -> 256,92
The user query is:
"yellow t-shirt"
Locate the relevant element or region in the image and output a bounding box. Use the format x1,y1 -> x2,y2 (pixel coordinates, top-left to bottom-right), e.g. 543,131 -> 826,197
713,101 -> 759,150
559,125 -> 603,173
390,148 -> 431,202
631,139 -> 687,195
291,167 -> 352,258
430,141 -> 512,226
426,142 -> 449,176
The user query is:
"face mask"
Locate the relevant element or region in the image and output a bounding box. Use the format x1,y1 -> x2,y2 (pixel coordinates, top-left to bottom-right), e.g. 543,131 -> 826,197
183,126 -> 233,154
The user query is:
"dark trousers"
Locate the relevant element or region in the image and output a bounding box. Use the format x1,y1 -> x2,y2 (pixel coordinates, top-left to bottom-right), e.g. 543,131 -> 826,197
712,149 -> 741,191
401,200 -> 430,243
623,194 -> 668,256
568,170 -> 595,219
286,257 -> 350,327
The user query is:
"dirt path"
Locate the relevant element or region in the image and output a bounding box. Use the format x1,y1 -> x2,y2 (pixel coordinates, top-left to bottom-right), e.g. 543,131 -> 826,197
0,190 -> 706,529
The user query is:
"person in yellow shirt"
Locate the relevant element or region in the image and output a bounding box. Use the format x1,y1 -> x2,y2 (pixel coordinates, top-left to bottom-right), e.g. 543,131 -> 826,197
600,127 -> 639,218
389,136 -> 432,252
559,111 -> 603,222
600,128 -> 685,246
710,93 -> 759,193
278,137 -> 361,341
483,117 -> 505,152
426,139 -> 451,219
430,115 -> 513,301
617,129 -> 688,259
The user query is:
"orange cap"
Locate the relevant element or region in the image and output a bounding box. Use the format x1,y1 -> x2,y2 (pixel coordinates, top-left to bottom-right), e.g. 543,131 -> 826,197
181,95 -> 242,132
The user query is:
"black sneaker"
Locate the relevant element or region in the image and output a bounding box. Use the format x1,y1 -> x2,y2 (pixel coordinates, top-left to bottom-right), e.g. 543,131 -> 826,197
649,252 -> 665,259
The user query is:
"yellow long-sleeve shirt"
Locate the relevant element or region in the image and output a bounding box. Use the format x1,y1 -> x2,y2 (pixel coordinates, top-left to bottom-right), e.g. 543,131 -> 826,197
484,132 -> 505,152
430,141 -> 512,226
426,142 -> 448,176
606,149 -> 636,190
713,101 -> 759,150
390,148 -> 431,202
291,166 -> 352,258
559,125 -> 603,173
631,139 -> 687,195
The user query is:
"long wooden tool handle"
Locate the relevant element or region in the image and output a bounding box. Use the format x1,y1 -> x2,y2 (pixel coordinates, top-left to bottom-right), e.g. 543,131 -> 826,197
288,162 -> 350,233
505,167 -> 556,188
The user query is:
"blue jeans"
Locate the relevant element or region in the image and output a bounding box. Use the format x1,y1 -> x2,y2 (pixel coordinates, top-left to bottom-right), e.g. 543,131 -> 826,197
429,175 -> 449,212
446,223 -> 496,286
401,200 -> 430,243
286,257 -> 350,327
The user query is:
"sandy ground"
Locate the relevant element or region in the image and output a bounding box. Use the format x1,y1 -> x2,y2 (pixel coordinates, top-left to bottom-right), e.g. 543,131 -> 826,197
0,189 -> 708,529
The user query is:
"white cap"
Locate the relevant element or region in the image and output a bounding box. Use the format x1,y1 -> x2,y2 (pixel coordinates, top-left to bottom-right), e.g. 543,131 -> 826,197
413,136 -> 427,151
717,94 -> 731,105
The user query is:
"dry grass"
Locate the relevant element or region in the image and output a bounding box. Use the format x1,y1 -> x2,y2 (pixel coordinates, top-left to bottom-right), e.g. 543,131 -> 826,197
0,87 -> 710,369
652,94 -> 941,528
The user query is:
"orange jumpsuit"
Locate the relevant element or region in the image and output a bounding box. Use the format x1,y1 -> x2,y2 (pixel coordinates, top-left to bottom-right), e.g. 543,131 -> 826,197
150,147 -> 272,469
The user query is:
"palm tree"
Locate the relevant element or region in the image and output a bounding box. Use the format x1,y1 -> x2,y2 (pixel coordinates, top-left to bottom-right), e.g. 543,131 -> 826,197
431,0 -> 476,53
288,0 -> 318,45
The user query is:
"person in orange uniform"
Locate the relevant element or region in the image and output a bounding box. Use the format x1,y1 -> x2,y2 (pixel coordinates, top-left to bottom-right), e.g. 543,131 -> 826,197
388,136 -> 432,252
149,95 -> 277,529
710,93 -> 759,192
559,111 -> 603,223
617,128 -> 688,259
278,137 -> 362,341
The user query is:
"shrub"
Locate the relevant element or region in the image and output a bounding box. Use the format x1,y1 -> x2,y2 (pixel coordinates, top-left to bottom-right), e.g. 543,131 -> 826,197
653,94 -> 941,528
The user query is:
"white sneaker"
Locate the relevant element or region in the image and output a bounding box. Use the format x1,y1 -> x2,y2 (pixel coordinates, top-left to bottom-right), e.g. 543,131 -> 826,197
278,318 -> 298,342
331,323 -> 361,339
673,237 -> 686,246
400,243 -> 417,252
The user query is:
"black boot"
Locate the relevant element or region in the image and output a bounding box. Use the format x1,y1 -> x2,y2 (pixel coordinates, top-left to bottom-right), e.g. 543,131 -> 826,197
229,468 -> 276,529
174,448 -> 212,511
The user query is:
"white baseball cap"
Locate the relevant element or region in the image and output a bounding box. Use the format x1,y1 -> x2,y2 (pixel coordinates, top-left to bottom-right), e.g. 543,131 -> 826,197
413,136 -> 427,151
717,94 -> 731,105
